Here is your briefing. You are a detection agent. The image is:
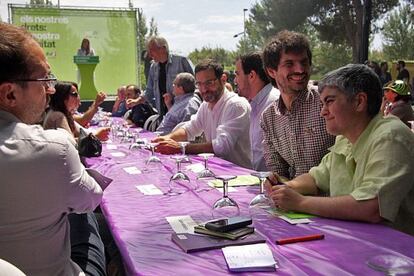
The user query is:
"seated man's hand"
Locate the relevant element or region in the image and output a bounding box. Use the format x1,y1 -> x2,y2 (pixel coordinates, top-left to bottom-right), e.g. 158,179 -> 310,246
268,184 -> 304,211
95,92 -> 107,106
94,127 -> 110,141
154,138 -> 181,155
163,93 -> 173,110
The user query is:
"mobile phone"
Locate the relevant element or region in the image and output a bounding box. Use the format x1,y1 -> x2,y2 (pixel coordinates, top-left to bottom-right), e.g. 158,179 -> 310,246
204,216 -> 252,232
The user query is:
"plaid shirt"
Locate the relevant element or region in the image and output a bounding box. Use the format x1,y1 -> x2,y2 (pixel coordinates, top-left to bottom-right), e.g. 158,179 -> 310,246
260,88 -> 335,179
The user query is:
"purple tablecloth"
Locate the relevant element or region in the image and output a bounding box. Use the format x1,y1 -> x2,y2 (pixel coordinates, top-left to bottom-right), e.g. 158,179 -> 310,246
85,133 -> 414,276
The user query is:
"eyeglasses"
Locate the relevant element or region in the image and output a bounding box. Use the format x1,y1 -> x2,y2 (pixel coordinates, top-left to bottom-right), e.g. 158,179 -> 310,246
12,73 -> 57,89
195,78 -> 217,89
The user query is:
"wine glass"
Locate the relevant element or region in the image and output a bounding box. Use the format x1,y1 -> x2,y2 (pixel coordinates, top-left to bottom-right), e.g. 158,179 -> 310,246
249,171 -> 272,209
212,175 -> 240,218
146,142 -> 161,162
197,153 -> 215,179
178,141 -> 191,163
168,155 -> 195,195
366,254 -> 414,275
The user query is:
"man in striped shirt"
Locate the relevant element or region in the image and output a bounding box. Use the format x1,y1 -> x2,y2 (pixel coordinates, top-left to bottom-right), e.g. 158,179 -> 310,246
261,30 -> 335,180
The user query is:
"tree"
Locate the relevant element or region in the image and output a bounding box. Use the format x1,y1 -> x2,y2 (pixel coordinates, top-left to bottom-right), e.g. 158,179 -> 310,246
188,47 -> 236,69
30,0 -> 53,5
148,17 -> 158,37
249,0 -> 399,62
382,3 -> 414,60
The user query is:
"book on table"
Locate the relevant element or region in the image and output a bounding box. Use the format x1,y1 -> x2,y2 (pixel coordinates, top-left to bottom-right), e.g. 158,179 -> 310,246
171,230 -> 266,253
193,225 -> 254,240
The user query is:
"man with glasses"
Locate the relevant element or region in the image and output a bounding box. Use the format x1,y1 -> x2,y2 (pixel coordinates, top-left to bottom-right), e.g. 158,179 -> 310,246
0,23 -> 106,275
154,59 -> 251,168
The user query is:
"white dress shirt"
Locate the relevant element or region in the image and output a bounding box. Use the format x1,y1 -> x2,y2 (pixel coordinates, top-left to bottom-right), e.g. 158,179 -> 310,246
250,83 -> 280,171
183,90 -> 252,168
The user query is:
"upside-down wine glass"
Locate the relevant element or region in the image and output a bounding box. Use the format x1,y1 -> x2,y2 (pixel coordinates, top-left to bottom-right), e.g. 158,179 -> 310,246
178,141 -> 191,163
197,153 -> 215,179
366,254 -> 414,275
168,155 -> 196,195
249,171 -> 272,209
212,175 -> 240,218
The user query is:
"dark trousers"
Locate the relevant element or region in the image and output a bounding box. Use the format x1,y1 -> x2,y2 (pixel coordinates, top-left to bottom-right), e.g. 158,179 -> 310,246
69,212 -> 106,276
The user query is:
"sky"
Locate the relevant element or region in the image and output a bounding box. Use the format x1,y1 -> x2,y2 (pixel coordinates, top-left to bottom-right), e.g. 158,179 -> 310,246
0,0 -> 257,55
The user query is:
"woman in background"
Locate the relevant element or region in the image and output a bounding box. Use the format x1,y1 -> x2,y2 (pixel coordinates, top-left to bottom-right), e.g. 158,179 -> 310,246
43,81 -> 109,144
77,38 -> 96,56
381,80 -> 414,127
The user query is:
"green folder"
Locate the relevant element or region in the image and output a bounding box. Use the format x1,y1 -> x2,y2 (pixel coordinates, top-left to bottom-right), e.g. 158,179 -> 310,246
208,175 -> 259,188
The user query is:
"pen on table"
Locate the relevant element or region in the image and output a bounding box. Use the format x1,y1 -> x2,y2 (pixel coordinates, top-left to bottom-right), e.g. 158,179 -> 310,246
276,234 -> 325,245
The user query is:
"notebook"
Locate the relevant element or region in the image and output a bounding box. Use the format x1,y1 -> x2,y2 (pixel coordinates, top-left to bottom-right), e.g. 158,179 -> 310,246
171,231 -> 266,253
193,225 -> 254,240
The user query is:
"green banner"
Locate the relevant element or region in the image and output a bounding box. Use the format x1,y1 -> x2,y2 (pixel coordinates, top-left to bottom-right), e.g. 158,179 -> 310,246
11,6 -> 138,100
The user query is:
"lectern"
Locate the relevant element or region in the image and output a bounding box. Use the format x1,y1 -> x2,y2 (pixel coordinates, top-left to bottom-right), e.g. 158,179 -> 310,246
73,56 -> 99,100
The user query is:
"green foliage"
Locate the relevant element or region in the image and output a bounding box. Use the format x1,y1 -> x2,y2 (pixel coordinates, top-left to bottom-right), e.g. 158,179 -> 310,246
137,9 -> 148,54
382,3 -> 414,60
29,0 -> 53,5
188,47 -> 237,68
248,0 -> 399,62
148,17 -> 158,37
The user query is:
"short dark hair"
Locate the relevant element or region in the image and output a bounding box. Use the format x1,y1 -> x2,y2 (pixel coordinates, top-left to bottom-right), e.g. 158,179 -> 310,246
0,23 -> 37,84
238,52 -> 269,84
398,60 -> 406,67
319,64 -> 382,117
175,73 -> 195,94
49,81 -> 76,132
126,84 -> 141,96
263,30 -> 312,70
195,59 -> 223,79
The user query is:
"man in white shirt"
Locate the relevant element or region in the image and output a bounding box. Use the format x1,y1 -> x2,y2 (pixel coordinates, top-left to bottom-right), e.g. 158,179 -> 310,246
235,52 -> 280,171
154,59 -> 251,168
0,23 -> 105,276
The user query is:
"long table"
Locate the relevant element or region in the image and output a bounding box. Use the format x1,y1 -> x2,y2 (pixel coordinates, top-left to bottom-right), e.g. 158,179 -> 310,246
84,131 -> 414,275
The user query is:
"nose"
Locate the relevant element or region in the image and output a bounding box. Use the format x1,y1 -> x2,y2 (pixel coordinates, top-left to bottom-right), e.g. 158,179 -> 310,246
320,103 -> 328,117
47,86 -> 56,95
293,62 -> 306,73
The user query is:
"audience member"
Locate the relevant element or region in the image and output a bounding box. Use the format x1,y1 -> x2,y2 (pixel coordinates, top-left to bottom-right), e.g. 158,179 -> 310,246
265,64 -> 414,236
129,36 -> 194,116
112,85 -> 128,117
379,61 -> 392,86
0,22 -> 106,275
382,80 -> 414,127
124,84 -> 156,128
157,72 -> 201,134
235,52 -> 280,171
43,81 -> 110,143
396,60 -> 410,84
73,85 -> 107,128
365,60 -> 381,77
153,59 -> 251,168
261,30 -> 335,180
223,70 -> 234,92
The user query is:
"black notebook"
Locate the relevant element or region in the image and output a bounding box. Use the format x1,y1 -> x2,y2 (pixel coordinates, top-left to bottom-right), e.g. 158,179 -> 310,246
171,231 -> 267,253
194,225 -> 254,240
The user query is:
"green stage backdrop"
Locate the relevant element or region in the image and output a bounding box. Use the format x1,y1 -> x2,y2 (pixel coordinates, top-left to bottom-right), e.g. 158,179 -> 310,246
11,6 -> 138,99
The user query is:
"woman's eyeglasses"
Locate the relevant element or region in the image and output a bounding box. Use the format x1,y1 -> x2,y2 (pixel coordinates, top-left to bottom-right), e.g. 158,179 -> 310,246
11,73 -> 57,89
70,91 -> 79,97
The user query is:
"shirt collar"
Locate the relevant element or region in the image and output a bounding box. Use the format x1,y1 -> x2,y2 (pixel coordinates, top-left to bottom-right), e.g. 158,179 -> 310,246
210,89 -> 231,111
251,83 -> 273,110
0,109 -> 22,123
277,89 -> 314,114
174,93 -> 193,103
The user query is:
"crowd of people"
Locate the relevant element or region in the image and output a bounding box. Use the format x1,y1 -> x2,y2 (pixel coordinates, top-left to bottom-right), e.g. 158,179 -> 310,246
0,21 -> 414,275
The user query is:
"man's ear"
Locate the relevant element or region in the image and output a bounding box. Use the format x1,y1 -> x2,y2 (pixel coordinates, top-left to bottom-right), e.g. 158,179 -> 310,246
249,70 -> 257,81
355,92 -> 368,112
0,82 -> 18,107
266,67 -> 277,80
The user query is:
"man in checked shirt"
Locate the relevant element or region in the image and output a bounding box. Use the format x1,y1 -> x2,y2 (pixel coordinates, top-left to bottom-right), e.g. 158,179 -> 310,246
261,30 -> 335,180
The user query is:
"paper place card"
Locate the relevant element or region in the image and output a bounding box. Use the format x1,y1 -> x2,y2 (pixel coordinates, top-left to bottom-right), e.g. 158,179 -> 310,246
110,152 -> 125,157
216,186 -> 237,193
279,216 -> 312,225
136,184 -> 163,195
123,166 -> 142,175
186,163 -> 205,173
166,215 -> 198,234
222,243 -> 277,272
106,144 -> 118,150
